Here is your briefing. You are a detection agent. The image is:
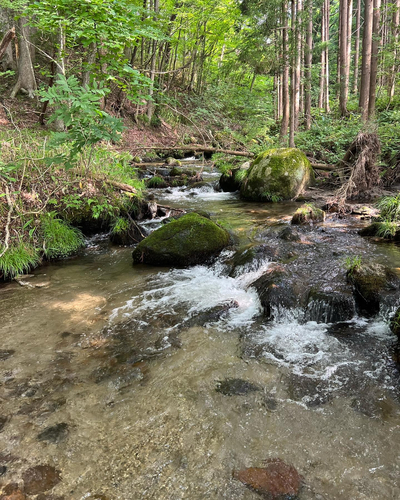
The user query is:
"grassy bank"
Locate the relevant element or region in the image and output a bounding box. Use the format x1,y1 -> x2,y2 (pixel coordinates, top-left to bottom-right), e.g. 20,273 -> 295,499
0,127 -> 144,280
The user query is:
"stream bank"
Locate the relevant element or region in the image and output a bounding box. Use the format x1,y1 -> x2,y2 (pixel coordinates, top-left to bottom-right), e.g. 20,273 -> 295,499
1,159 -> 400,500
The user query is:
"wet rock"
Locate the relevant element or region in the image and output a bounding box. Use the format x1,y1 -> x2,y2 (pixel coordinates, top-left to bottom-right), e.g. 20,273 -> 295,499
132,213 -> 231,267
233,458 -> 302,499
216,378 -> 260,396
169,166 -> 181,176
219,168 -> 241,192
0,416 -> 7,432
0,350 -> 15,361
37,423 -> 69,444
36,495 -> 65,500
347,263 -> 400,316
305,290 -> 356,323
278,227 -> 301,242
263,396 -> 278,411
0,465 -> 6,476
252,266 -> 304,320
22,465 -> 61,495
291,204 -> 325,225
185,300 -> 239,327
229,244 -> 278,278
0,483 -> 26,500
286,374 -> 330,407
240,148 -> 314,201
110,219 -> 148,246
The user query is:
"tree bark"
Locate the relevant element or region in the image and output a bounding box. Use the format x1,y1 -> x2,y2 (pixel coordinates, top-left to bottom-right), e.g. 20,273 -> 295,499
0,27 -> 15,62
304,0 -> 313,129
10,18 -> 37,98
368,0 -> 382,119
353,0 -> 362,92
280,1 -> 290,143
359,0 -> 374,120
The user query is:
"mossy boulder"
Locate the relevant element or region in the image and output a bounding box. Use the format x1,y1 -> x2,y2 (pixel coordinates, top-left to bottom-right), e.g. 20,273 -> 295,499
347,263 -> 400,316
132,213 -> 230,266
240,148 -> 314,201
291,204 -> 325,225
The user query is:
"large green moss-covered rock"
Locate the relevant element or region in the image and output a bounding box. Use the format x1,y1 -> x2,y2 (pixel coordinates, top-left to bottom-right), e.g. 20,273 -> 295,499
240,148 -> 314,201
132,213 -> 230,266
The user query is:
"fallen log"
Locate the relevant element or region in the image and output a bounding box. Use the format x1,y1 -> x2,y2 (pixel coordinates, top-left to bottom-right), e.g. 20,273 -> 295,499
310,162 -> 336,171
132,145 -> 254,158
0,27 -> 15,62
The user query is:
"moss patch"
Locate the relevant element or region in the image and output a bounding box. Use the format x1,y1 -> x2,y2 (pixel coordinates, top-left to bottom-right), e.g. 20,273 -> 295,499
132,213 -> 230,266
241,148 -> 314,201
291,204 -> 325,225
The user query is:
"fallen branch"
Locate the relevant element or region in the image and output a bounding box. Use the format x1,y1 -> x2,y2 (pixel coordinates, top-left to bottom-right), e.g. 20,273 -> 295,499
103,178 -> 137,194
0,185 -> 13,258
133,145 -> 254,158
0,27 -> 15,62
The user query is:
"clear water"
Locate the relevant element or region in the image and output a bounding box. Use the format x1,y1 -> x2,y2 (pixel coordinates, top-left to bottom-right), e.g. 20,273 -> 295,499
1,173 -> 400,499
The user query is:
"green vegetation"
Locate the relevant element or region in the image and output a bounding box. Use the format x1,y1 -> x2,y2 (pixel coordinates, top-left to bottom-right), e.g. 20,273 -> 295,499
111,217 -> 131,236
0,243 -> 41,279
147,176 -> 166,188
375,194 -> 400,222
345,255 -> 363,276
41,213 -> 85,258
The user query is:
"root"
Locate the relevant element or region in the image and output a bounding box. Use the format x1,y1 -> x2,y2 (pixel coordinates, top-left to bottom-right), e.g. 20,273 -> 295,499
327,132 -> 381,211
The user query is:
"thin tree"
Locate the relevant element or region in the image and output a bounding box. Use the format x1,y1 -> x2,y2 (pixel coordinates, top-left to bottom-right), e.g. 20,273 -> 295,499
359,0 -> 374,120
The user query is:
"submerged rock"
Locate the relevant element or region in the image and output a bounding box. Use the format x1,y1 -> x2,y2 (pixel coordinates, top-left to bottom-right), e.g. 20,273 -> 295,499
132,213 -> 230,267
216,378 -> 260,396
0,416 -> 7,432
0,483 -> 26,500
240,148 -> 314,201
233,458 -> 302,499
0,350 -> 15,361
22,465 -> 61,495
347,263 -> 399,316
37,423 -> 69,444
305,290 -> 356,323
291,204 -> 325,225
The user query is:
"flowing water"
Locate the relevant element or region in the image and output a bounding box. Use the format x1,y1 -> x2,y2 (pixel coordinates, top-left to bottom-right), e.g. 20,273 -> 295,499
1,165 -> 400,499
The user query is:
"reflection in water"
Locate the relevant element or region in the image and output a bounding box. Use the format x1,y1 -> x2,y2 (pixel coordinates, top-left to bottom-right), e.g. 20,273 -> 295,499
0,175 -> 400,499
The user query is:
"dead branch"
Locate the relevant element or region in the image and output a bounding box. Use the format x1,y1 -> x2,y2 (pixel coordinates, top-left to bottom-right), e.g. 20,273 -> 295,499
133,144 -> 254,158
0,185 -> 14,258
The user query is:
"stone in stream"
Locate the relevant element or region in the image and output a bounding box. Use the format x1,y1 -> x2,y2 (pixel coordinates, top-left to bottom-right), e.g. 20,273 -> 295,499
291,204 -> 325,225
216,378 -> 260,396
240,148 -> 314,201
37,423 -> 69,444
278,227 -> 301,242
0,483 -> 26,500
233,458 -> 302,499
22,465 -> 61,495
0,416 -> 8,432
347,263 -> 400,316
0,350 -> 15,361
132,213 -> 231,267
0,465 -> 6,476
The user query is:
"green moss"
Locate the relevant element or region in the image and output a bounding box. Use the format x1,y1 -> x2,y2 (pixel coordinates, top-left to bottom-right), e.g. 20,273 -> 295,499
291,204 -> 325,224
147,176 -> 166,188
241,148 -> 314,201
132,213 -> 230,266
0,243 -> 41,279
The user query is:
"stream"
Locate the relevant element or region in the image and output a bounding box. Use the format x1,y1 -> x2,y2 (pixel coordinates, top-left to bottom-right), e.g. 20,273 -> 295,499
1,161 -> 400,499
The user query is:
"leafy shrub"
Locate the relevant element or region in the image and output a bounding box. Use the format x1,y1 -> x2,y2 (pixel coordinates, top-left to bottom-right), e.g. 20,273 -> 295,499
111,217 -> 130,235
345,255 -> 362,276
376,221 -> 398,239
376,194 -> 400,222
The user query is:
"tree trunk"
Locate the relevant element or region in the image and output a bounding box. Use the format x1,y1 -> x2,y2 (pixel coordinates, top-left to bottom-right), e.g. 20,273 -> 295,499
324,0 -> 330,112
359,0 -> 374,119
10,18 -> 36,98
280,1 -> 290,143
368,0 -> 381,118
147,0 -> 160,121
339,0 -> 350,116
304,0 -> 313,129
353,0 -> 362,92
388,0 -> 400,99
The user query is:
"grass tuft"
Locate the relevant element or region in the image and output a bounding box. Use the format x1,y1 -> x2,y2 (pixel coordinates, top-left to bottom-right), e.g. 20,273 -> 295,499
0,243 -> 41,279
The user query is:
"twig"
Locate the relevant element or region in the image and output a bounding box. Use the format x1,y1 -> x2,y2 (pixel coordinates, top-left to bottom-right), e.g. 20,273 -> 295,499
0,185 -> 14,258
